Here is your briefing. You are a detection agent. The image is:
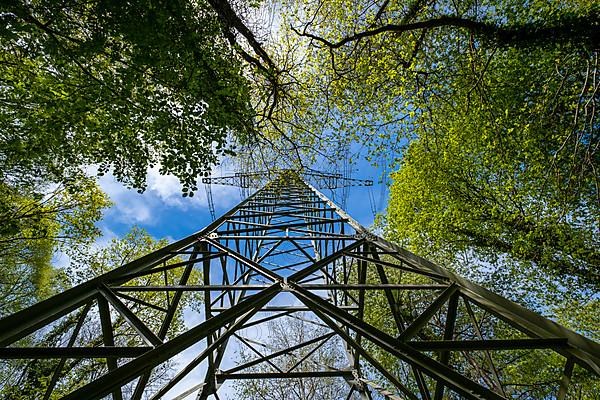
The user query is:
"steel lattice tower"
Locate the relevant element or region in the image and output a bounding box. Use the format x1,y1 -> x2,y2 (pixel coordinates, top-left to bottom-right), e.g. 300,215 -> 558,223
0,171 -> 599,399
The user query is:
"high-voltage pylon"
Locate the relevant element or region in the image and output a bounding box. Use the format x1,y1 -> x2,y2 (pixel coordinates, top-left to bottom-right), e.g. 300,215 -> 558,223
0,171 -> 599,399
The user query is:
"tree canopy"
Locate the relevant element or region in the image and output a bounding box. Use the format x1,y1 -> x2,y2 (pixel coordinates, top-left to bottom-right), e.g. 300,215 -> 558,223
253,0 -> 598,163
255,0 -> 599,286
0,227 -> 201,398
1,0 -> 255,193
0,176 -> 109,316
385,43 -> 599,288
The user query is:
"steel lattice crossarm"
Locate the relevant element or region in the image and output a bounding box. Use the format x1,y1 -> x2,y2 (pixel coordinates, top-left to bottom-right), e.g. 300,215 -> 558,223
0,171 -> 599,399
202,169 -> 373,189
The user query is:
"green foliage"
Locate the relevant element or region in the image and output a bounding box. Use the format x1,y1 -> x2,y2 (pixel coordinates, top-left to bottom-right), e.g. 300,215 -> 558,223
385,43 -> 598,288
379,34 -> 600,393
0,227 -> 201,399
347,255 -> 600,398
0,176 -> 110,316
0,0 -> 255,193
262,0 -> 599,173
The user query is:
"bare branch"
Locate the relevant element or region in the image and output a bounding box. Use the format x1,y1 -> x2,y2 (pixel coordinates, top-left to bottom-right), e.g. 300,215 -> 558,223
294,14 -> 600,49
207,0 -> 278,71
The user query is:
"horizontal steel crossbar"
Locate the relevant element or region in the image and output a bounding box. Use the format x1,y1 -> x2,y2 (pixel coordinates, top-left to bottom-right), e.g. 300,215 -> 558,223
216,371 -> 354,381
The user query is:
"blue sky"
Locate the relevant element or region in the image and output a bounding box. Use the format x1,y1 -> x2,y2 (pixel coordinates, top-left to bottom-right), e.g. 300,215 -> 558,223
95,155 -> 391,245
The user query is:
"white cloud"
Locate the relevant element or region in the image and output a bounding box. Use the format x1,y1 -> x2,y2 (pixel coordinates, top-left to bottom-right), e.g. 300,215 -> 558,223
99,175 -> 154,224
96,165 -> 244,225
147,169 -> 186,206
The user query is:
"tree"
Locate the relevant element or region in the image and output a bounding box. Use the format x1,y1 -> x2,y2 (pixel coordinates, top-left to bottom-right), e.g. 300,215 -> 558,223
377,31 -> 600,394
384,43 -> 599,289
233,314 -> 356,400
259,0 -> 599,177
256,0 -> 600,286
0,227 -> 202,399
0,176 -> 110,316
347,254 -> 600,398
0,0 -> 255,193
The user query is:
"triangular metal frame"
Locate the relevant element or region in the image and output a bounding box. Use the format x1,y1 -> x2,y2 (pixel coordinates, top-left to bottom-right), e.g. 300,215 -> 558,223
1,171 -> 598,399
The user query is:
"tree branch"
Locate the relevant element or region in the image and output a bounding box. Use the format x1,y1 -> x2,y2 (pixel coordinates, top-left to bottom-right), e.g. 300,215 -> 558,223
207,0 -> 277,71
294,14 -> 600,49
